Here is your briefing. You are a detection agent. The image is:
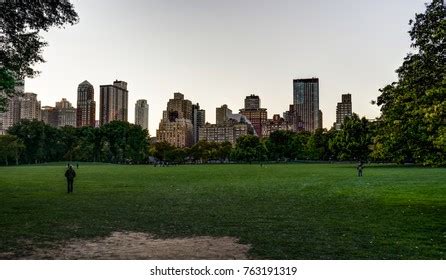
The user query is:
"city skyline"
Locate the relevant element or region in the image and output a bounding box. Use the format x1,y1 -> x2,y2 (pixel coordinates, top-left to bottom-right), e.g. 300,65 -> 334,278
23,0 -> 426,136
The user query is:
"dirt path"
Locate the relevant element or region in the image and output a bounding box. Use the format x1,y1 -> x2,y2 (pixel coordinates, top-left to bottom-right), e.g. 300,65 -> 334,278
21,231 -> 250,259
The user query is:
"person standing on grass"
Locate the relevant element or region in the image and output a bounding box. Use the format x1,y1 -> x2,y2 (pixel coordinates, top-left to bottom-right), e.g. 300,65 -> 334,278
357,161 -> 364,177
65,165 -> 76,193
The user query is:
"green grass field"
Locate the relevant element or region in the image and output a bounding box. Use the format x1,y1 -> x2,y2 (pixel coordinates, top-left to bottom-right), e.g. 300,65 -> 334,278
0,163 -> 445,259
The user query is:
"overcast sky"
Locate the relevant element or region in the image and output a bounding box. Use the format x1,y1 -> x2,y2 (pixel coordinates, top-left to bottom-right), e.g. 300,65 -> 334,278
25,0 -> 427,135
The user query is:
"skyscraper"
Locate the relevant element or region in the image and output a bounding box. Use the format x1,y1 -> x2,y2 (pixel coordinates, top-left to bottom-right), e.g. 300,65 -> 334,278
283,104 -> 304,132
135,99 -> 149,131
76,80 -> 96,127
292,78 -> 320,132
20,92 -> 41,121
239,94 -> 267,137
40,106 -> 59,127
216,104 -> 232,124
56,98 -> 76,127
318,110 -> 323,130
262,114 -> 294,137
0,95 -> 21,135
192,103 -> 206,144
156,93 -> 194,147
244,94 -> 260,110
99,80 -> 128,126
335,93 -> 352,130
166,92 -> 193,121
0,80 -> 24,134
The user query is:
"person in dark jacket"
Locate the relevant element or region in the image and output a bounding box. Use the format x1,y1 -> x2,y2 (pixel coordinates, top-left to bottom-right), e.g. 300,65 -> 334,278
65,165 -> 76,193
357,161 -> 364,177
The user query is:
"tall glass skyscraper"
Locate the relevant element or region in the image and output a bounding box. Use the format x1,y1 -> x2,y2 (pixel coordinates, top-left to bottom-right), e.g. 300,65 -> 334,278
292,78 -> 320,132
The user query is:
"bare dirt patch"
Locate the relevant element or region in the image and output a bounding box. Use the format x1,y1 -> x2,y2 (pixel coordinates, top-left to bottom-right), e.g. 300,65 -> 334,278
23,231 -> 250,259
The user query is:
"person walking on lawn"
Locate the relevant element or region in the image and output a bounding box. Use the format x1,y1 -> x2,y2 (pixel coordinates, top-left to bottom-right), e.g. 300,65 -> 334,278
65,165 -> 76,193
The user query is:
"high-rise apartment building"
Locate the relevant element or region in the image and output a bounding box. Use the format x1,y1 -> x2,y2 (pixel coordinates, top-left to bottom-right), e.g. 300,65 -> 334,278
99,80 -> 128,125
56,98 -> 76,127
166,92 -> 193,121
262,114 -> 294,137
157,118 -> 194,148
292,78 -> 320,132
55,98 -> 72,110
216,104 -> 232,124
135,99 -> 149,131
244,94 -> 260,110
335,93 -> 352,130
40,106 -> 59,127
76,80 -> 96,127
0,79 -> 24,134
192,103 -> 205,144
156,93 -> 194,147
199,120 -> 248,145
199,110 -> 255,145
20,92 -> 41,121
0,95 -> 21,135
239,95 -> 267,137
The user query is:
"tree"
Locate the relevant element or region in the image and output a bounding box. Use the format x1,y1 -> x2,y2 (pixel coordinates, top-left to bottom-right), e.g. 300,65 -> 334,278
59,126 -> 78,161
0,134 -> 24,165
151,141 -> 175,162
74,126 -> 99,162
305,128 -> 330,160
101,121 -> 149,163
233,135 -> 267,163
376,0 -> 445,165
190,140 -> 211,163
7,119 -> 68,163
216,141 -> 233,162
329,114 -> 372,161
0,1 -> 78,110
8,119 -> 47,163
291,131 -> 311,160
266,130 -> 296,161
126,124 -> 149,163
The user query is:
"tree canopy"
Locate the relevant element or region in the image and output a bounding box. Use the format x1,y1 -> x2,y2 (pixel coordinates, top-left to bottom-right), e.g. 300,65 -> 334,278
0,1 -> 78,110
375,0 -> 445,165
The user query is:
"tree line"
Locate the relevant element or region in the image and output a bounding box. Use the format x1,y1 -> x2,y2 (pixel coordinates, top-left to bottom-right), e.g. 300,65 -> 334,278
1,120 -> 149,165
0,109 -> 443,166
144,113 -> 375,164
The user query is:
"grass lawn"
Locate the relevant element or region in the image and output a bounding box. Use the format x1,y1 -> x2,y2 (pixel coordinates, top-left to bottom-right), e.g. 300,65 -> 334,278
0,163 -> 445,259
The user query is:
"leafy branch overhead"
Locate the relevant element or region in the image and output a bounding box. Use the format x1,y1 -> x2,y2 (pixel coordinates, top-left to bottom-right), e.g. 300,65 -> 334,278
0,0 -> 78,110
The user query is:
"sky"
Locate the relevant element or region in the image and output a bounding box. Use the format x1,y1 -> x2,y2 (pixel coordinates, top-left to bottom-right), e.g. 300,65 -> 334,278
25,0 -> 427,136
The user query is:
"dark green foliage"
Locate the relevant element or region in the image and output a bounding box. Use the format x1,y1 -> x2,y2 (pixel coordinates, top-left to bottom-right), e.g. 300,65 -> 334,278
376,0 -> 446,165
266,130 -> 296,160
232,135 -> 266,163
305,129 -> 332,160
0,0 -> 78,110
7,120 -> 149,164
0,163 -> 444,259
100,121 -> 149,163
0,134 -> 24,165
7,119 -> 60,163
329,114 -> 372,161
184,141 -> 233,163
